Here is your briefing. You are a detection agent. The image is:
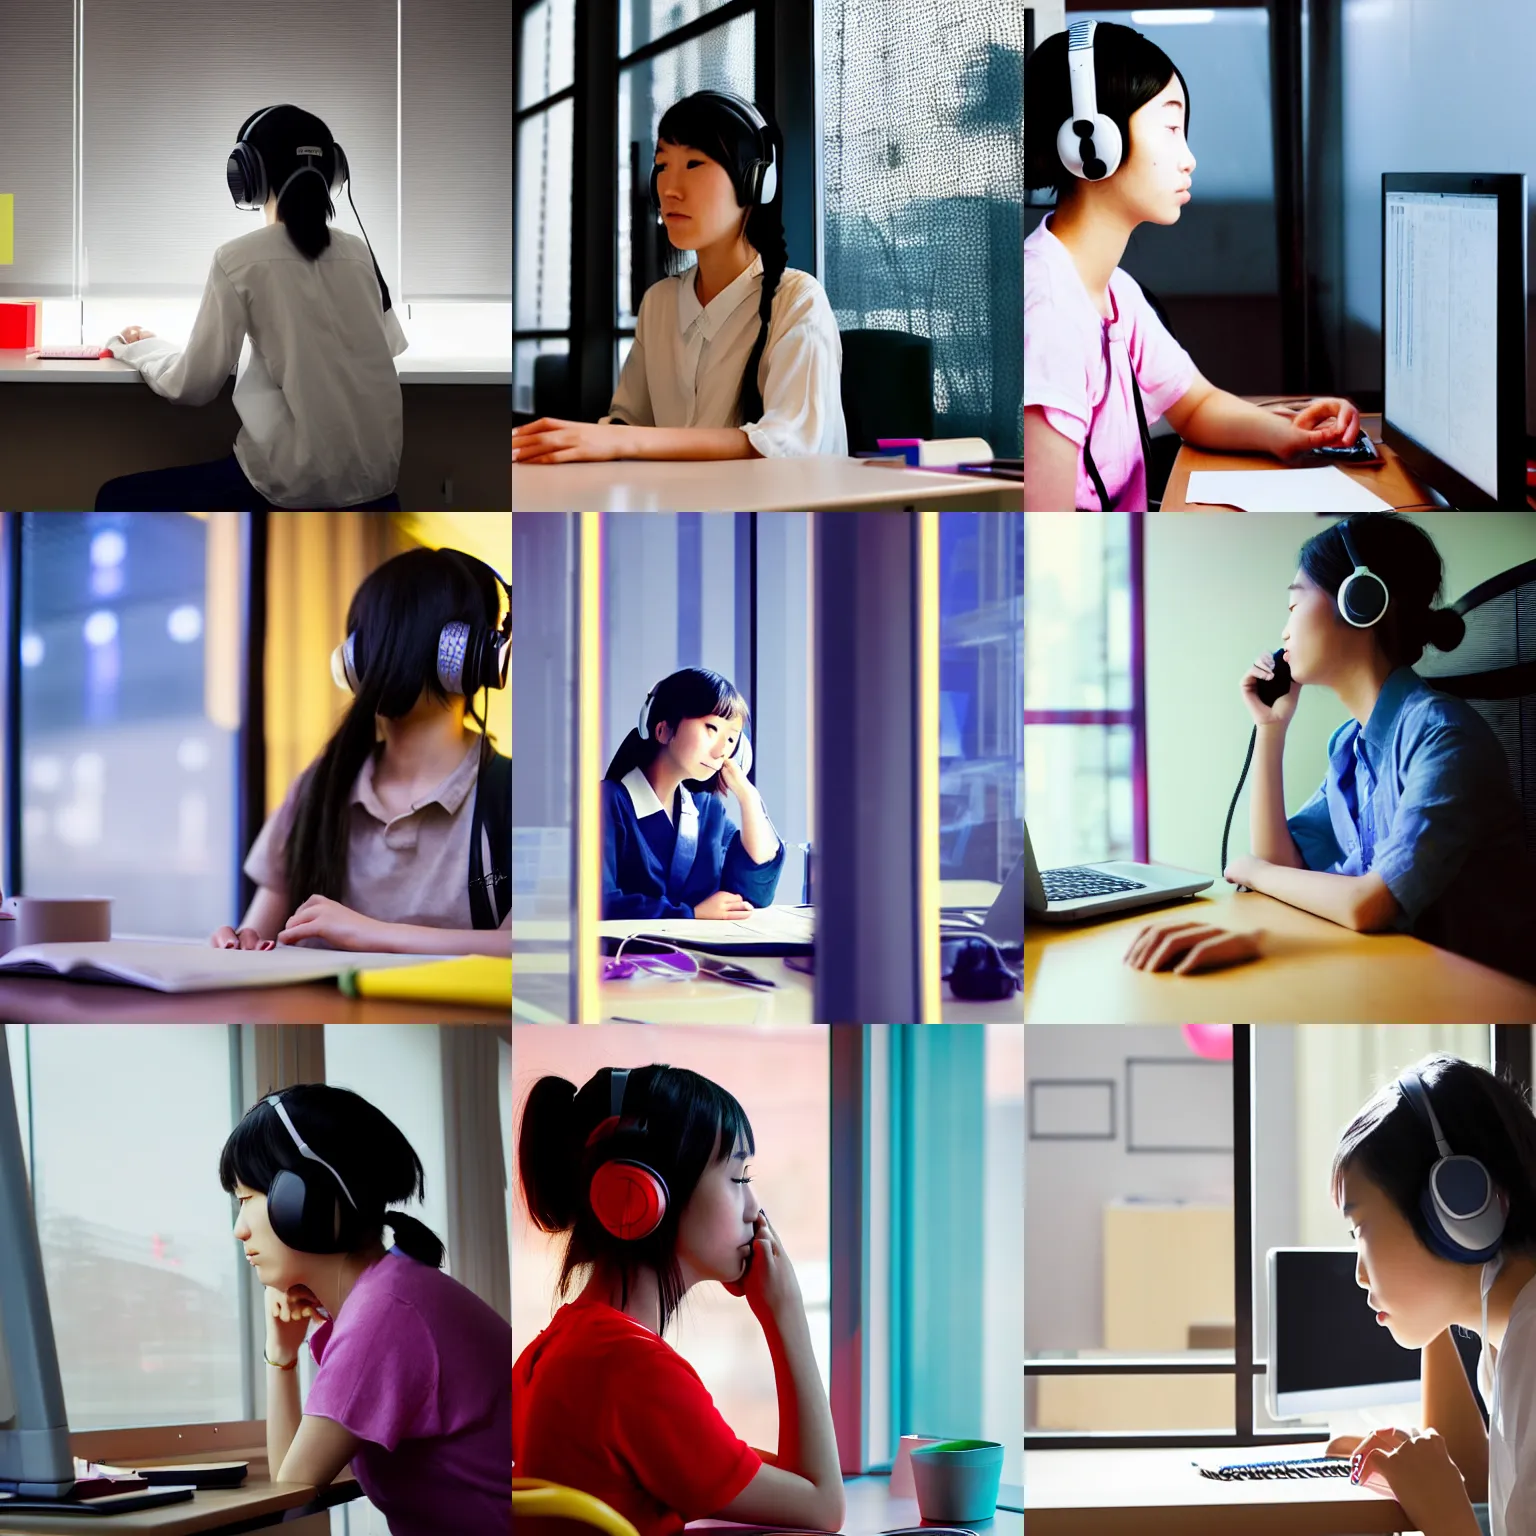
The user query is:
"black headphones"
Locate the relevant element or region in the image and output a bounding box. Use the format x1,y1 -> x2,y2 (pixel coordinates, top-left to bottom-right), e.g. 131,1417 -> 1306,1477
263,1093 -> 371,1254
331,553 -> 511,698
650,90 -> 780,224
228,104 -> 393,313
1336,518 -> 1391,628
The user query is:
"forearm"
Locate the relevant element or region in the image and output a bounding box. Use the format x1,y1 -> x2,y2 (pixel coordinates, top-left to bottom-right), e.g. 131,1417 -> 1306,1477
1182,389 -> 1290,456
764,1307 -> 844,1502
1424,1329 -> 1489,1502
1248,728 -> 1306,868
622,425 -> 761,461
1239,860 -> 1383,931
377,924 -> 512,957
266,1363 -> 302,1482
735,790 -> 781,866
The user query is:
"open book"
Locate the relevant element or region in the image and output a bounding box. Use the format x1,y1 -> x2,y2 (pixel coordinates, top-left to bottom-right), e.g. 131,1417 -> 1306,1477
0,941 -> 434,994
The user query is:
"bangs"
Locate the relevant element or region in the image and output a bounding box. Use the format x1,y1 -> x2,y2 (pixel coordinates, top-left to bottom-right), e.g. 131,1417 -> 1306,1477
705,678 -> 750,731
218,1101 -> 293,1196
711,1082 -> 756,1164
656,98 -> 737,169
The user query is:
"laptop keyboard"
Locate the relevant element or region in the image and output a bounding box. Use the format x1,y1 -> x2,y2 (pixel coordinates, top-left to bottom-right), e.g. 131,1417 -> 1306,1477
1041,866 -> 1147,902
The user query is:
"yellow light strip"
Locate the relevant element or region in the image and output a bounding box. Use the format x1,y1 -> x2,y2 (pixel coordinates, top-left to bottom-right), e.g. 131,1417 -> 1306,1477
916,510 -> 943,1024
575,512 -> 602,1025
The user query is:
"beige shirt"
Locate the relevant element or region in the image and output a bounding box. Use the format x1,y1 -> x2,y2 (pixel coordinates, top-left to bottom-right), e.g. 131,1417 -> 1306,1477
245,736 -> 510,940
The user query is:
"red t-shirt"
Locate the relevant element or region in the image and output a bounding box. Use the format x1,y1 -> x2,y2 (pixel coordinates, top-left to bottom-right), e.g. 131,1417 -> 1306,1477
513,1299 -> 762,1536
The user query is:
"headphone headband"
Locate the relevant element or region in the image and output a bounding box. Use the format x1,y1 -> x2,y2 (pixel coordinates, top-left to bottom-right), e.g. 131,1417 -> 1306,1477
1056,21 -> 1123,183
265,1092 -> 358,1211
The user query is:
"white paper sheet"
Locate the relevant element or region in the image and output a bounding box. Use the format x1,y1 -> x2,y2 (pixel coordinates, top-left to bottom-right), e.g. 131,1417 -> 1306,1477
1184,466 -> 1395,513
599,904 -> 815,949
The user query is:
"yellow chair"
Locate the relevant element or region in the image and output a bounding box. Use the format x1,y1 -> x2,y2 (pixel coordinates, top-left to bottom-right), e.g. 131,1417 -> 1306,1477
513,1477 -> 642,1536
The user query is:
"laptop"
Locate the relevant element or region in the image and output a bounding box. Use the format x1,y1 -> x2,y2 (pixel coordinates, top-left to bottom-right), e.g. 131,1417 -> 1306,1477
941,848 -> 1025,953
1024,820 -> 1213,923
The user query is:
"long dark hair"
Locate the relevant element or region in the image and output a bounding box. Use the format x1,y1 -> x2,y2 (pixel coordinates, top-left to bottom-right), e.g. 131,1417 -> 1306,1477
1298,514 -> 1467,669
283,547 -> 502,908
517,1063 -> 755,1335
656,93 -> 788,425
239,104 -> 338,262
602,665 -> 748,802
219,1082 -> 445,1267
1332,1054 -> 1536,1259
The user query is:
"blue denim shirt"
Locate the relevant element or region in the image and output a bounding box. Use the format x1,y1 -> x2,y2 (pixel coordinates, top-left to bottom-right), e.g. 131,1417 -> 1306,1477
1286,666 -> 1536,982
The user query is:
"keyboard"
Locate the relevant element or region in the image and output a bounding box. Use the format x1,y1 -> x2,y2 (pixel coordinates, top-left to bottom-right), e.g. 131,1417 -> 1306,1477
1040,866 -> 1147,902
1198,1456 -> 1349,1481
30,346 -> 111,359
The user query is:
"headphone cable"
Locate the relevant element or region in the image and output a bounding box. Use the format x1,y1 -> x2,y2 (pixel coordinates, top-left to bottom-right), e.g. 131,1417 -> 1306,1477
1220,725 -> 1259,881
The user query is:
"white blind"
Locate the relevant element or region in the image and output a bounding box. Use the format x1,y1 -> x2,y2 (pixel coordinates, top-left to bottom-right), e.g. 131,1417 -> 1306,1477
0,6 -> 76,298
81,0 -> 399,297
402,0 -> 512,301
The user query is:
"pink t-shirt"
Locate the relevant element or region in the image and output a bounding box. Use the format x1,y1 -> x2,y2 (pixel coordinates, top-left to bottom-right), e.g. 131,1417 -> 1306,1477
1024,213 -> 1198,510
304,1247 -> 511,1536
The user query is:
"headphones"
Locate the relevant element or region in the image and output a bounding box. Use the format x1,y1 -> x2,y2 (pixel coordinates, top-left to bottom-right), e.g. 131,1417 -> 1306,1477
331,554 -> 511,698
1056,21 -> 1123,182
650,90 -> 780,223
585,1068 -> 671,1242
263,1093 -> 369,1255
228,104 -> 393,312
1396,1069 -> 1507,1264
638,679 -> 753,779
1336,519 -> 1391,628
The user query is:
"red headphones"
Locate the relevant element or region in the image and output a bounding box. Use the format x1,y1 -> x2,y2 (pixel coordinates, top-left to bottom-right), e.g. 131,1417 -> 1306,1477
585,1067 -> 670,1241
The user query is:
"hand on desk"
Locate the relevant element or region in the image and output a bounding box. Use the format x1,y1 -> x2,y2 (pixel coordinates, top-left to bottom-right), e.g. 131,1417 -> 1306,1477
211,925 -> 277,950
1123,919 -> 1265,975
512,417 -> 631,464
693,890 -> 755,921
1269,396 -> 1362,463
113,326 -> 157,346
1343,1427 -> 1479,1531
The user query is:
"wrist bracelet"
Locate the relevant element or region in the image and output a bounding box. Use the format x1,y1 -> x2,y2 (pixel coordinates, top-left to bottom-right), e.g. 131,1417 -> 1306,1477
264,1349 -> 298,1371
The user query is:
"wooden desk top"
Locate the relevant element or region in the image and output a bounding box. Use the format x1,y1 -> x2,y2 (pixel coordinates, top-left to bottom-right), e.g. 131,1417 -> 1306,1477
1025,882 -> 1536,1023
1025,1445 -> 1403,1536
1163,410 -> 1437,512
511,456 -> 1020,512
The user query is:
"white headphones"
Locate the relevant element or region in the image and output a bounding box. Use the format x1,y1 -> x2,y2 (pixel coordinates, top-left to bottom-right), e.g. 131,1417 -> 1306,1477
1336,520 -> 1390,629
1056,21 -> 1123,182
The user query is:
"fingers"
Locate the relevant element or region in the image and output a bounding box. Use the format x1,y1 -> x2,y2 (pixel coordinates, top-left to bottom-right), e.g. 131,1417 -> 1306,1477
211,926 -> 238,948
1326,1433 -> 1362,1457
1124,921 -> 1204,970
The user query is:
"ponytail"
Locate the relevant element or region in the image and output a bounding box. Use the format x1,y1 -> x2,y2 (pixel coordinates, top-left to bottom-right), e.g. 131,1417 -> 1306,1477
518,1074 -> 587,1233
277,167 -> 335,262
602,727 -> 656,787
384,1209 -> 446,1269
284,695 -> 381,907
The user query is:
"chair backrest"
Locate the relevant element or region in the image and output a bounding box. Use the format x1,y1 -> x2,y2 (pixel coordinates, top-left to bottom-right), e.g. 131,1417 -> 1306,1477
513,1478 -> 642,1536
839,329 -> 935,453
1414,558 -> 1536,854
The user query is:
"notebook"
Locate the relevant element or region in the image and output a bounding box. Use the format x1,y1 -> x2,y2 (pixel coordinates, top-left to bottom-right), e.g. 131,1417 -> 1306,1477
599,904 -> 815,956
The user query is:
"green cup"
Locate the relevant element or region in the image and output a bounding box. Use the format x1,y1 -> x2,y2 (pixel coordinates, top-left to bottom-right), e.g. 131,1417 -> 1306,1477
909,1439 -> 1004,1523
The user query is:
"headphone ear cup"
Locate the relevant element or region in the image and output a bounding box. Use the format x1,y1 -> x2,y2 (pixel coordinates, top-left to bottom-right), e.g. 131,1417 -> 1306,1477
267,1168 -> 330,1252
590,1159 -> 668,1241
227,143 -> 265,209
331,141 -> 350,196
734,731 -> 753,778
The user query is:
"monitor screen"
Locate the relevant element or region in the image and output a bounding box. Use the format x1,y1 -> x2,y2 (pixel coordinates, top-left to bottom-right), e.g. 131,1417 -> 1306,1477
1268,1247 -> 1421,1417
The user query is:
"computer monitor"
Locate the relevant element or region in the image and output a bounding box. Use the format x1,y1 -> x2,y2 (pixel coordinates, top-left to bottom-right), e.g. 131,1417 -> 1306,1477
0,1025 -> 73,1498
1266,1246 -> 1420,1418
1381,172 -> 1527,509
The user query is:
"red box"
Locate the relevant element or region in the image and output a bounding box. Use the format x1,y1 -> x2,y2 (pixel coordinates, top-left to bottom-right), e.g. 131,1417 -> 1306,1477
0,301 -> 41,349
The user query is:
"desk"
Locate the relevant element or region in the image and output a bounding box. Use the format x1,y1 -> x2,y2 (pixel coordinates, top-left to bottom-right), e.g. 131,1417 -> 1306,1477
689,1473 -> 1024,1536
1024,882 -> 1536,1023
1024,1444 -> 1403,1536
512,457 -> 1020,512
1162,409 -> 1436,512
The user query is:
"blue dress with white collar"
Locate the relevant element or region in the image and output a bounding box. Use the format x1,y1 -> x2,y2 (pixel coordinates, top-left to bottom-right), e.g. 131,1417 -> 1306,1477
602,766 -> 784,920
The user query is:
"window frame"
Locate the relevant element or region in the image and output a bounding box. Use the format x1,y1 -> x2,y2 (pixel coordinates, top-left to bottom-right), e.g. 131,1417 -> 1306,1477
1023,1024 -> 1529,1451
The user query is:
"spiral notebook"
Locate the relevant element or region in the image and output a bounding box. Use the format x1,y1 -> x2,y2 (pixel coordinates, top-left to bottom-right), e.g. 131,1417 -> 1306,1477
1193,1453 -> 1350,1481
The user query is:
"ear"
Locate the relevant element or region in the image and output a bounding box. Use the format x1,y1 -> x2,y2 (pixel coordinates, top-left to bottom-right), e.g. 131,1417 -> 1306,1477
655,721 -> 672,746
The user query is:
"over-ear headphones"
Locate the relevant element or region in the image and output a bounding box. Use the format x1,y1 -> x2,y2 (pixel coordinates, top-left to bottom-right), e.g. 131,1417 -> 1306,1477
638,680 -> 753,778
944,935 -> 1023,1003
650,90 -> 780,223
1056,21 -> 1123,182
263,1093 -> 368,1255
1396,1070 -> 1506,1264
1336,519 -> 1390,628
331,554 -> 511,697
585,1068 -> 671,1242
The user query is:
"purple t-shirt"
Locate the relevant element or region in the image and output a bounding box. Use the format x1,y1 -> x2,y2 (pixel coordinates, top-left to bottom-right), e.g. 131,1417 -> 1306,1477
1024,212 -> 1198,510
305,1247 -> 511,1536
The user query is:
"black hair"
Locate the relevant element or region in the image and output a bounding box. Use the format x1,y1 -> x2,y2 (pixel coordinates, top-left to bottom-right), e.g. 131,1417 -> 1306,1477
219,1082 -> 445,1267
283,547 -> 504,909
1024,23 -> 1193,203
1332,1054 -> 1536,1259
655,93 -> 788,425
602,665 -> 749,802
1298,513 -> 1466,668
238,104 -> 338,263
516,1063 -> 755,1336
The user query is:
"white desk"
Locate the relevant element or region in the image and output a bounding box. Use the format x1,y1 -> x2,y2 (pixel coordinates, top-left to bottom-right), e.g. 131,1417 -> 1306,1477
511,457 -> 1020,512
0,349 -> 510,385
689,1473 -> 1023,1536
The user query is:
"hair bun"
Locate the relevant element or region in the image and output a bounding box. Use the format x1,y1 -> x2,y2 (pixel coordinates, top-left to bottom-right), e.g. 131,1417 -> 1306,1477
1425,605 -> 1466,653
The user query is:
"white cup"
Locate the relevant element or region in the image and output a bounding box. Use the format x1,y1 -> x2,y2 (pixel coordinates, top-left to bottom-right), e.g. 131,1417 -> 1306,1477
15,897 -> 112,947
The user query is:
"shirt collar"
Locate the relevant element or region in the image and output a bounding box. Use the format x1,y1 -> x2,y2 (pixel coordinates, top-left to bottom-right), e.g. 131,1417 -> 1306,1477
621,765 -> 693,825
1361,665 -> 1422,763
676,254 -> 765,341
351,735 -> 483,822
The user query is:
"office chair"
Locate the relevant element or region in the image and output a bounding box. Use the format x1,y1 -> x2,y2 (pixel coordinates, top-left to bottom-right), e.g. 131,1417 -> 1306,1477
1415,557 -> 1536,853
532,353 -> 576,420
839,329 -> 935,454
1134,281 -> 1184,508
513,1478 -> 642,1536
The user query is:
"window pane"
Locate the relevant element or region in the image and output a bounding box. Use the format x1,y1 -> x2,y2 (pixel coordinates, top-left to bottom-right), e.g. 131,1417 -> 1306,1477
1027,1025 -> 1234,1434
519,0 -> 576,107
621,0 -> 738,59
1024,723 -> 1133,869
21,1024 -> 242,1429
1024,512 -> 1132,713
512,1025 -> 831,1444
19,513 -> 243,939
517,101 -> 574,333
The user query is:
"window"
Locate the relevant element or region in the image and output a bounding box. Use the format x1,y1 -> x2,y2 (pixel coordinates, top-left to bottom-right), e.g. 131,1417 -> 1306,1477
1023,511 -> 1145,867
14,512 -> 248,939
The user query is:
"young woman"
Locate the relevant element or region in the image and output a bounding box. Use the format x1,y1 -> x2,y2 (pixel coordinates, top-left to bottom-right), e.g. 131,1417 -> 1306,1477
222,1083 -> 510,1535
1024,22 -> 1362,510
511,90 -> 846,465
1326,1054 -> 1536,1536
96,104 -> 405,511
210,547 -> 511,955
513,1064 -> 845,1536
602,666 -> 783,921
1125,513 -> 1536,980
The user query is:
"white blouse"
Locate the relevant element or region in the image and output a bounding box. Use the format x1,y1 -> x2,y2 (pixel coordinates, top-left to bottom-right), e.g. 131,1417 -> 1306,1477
600,254 -> 848,457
